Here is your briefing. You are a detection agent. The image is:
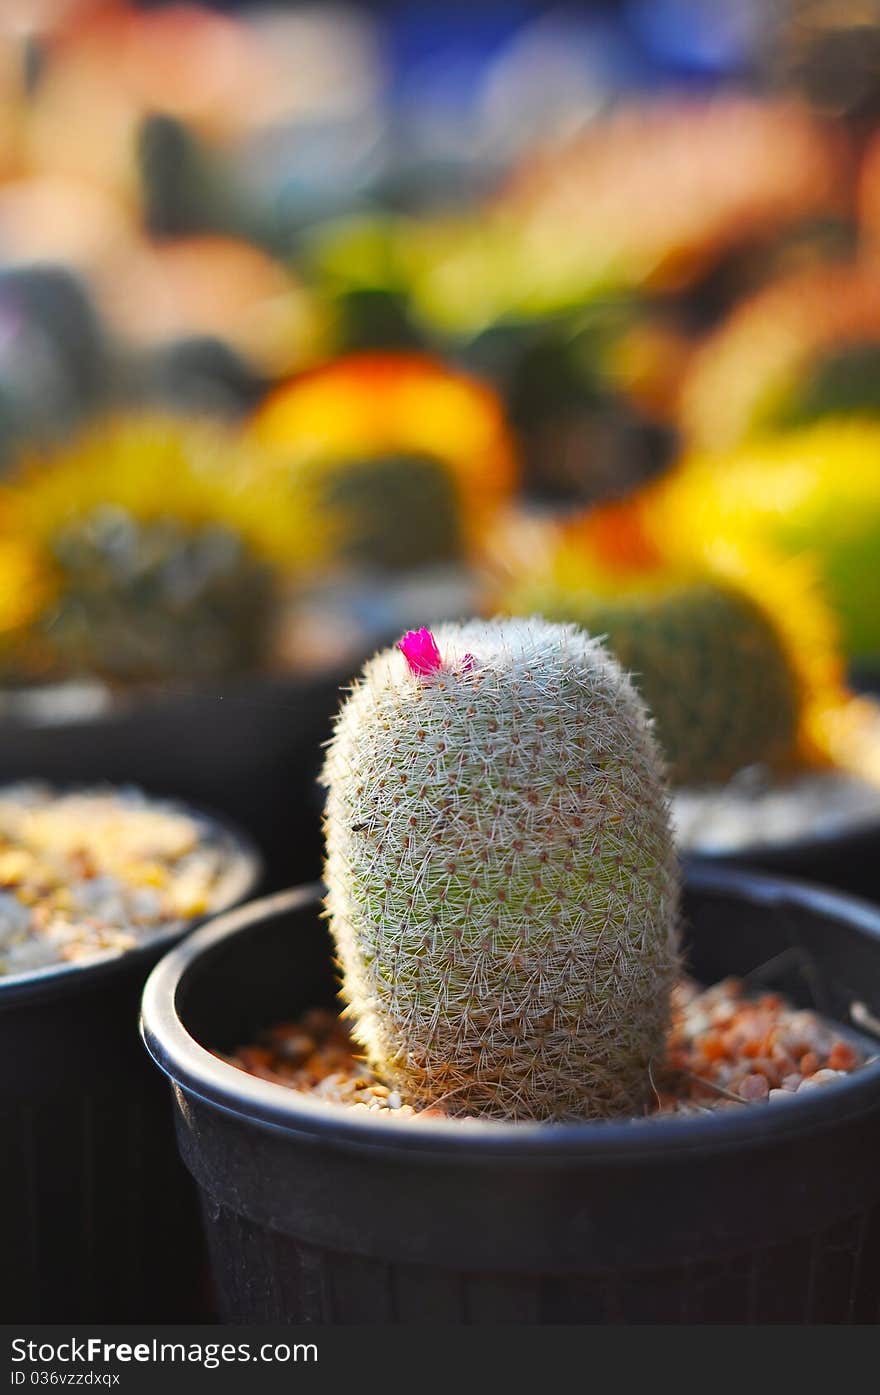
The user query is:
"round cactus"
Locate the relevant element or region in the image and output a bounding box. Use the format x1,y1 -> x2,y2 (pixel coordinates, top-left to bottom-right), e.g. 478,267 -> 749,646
322,617 -> 680,1122
513,581 -> 801,787
499,510 -> 845,787
316,453 -> 463,572
249,353 -> 517,571
0,414 -> 322,684
44,512 -> 276,683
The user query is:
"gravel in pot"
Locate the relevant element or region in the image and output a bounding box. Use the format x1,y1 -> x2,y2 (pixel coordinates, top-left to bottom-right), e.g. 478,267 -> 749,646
222,971 -> 869,1118
0,783 -> 260,1323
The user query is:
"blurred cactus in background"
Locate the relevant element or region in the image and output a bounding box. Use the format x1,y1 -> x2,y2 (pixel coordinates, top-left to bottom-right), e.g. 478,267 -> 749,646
768,0 -> 880,139
500,306 -> 686,505
0,259 -> 112,470
304,214 -> 425,356
648,420 -> 880,663
463,97 -> 845,319
498,501 -> 846,786
101,236 -> 322,389
0,536 -> 55,675
0,414 -> 320,685
250,353 -> 517,573
307,219 -> 689,506
680,266 -> 880,449
137,113 -> 269,249
0,0 -> 879,703
21,2 -> 289,206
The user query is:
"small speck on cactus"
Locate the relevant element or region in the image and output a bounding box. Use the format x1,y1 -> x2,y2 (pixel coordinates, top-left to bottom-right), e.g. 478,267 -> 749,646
322,617 -> 680,1122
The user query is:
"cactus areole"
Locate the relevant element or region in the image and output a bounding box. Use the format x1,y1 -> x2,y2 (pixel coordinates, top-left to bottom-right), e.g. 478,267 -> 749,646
322,618 -> 680,1122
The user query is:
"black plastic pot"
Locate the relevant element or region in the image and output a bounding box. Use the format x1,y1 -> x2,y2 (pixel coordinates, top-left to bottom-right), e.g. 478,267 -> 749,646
689,817 -> 880,905
0,670 -> 347,891
0,810 -> 260,1324
142,868 -> 880,1325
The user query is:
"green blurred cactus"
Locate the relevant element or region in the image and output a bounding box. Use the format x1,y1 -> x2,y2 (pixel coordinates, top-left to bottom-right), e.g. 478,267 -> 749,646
43,510 -> 275,683
501,508 -> 843,785
771,343 -> 880,429
516,578 -> 802,787
317,453 -> 463,572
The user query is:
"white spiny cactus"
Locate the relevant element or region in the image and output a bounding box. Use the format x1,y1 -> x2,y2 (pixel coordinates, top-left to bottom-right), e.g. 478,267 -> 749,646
322,617 -> 680,1121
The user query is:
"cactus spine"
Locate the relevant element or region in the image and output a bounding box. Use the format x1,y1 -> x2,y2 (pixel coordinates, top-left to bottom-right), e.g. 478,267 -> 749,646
322,617 -> 680,1122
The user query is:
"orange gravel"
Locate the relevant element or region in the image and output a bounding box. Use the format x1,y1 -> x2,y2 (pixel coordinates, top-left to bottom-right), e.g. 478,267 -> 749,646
224,976 -> 871,1121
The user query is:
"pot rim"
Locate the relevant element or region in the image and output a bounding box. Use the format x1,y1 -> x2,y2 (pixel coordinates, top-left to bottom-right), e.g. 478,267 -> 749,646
0,668 -> 349,731
676,706 -> 880,860
680,798 -> 880,863
0,798 -> 262,1007
140,865 -> 880,1164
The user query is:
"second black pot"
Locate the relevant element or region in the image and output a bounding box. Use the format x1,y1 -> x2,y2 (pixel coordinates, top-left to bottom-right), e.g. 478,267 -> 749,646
688,819 -> 880,905
142,868 -> 880,1324
0,809 -> 260,1323
0,671 -> 345,891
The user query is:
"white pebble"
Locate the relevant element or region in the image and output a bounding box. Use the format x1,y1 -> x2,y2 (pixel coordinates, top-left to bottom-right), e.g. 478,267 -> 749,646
768,1088 -> 798,1104
797,1069 -> 845,1091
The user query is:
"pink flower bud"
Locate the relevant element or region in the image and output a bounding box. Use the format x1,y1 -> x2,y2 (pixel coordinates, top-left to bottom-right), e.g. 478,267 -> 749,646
398,628 -> 443,675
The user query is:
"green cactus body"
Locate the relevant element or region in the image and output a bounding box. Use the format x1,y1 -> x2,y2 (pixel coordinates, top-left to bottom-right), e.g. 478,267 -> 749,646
317,453 -> 463,572
323,618 -> 680,1121
44,510 -> 276,683
514,579 -> 801,787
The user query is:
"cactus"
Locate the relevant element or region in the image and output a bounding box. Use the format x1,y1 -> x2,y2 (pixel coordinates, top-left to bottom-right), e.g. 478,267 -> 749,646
504,309 -> 679,506
43,511 -> 276,683
511,577 -> 801,787
307,214 -> 425,353
0,266 -> 110,468
137,114 -> 271,249
0,414 -> 321,684
249,354 -> 517,570
322,617 -> 680,1121
317,453 -> 463,572
499,508 -> 845,786
0,538 -> 55,680
650,420 -> 880,661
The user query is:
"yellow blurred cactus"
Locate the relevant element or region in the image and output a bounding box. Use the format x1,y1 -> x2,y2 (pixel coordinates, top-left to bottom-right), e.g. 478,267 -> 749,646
648,420 -> 880,660
1,414 -> 317,568
0,538 -> 53,635
0,413 -> 321,684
